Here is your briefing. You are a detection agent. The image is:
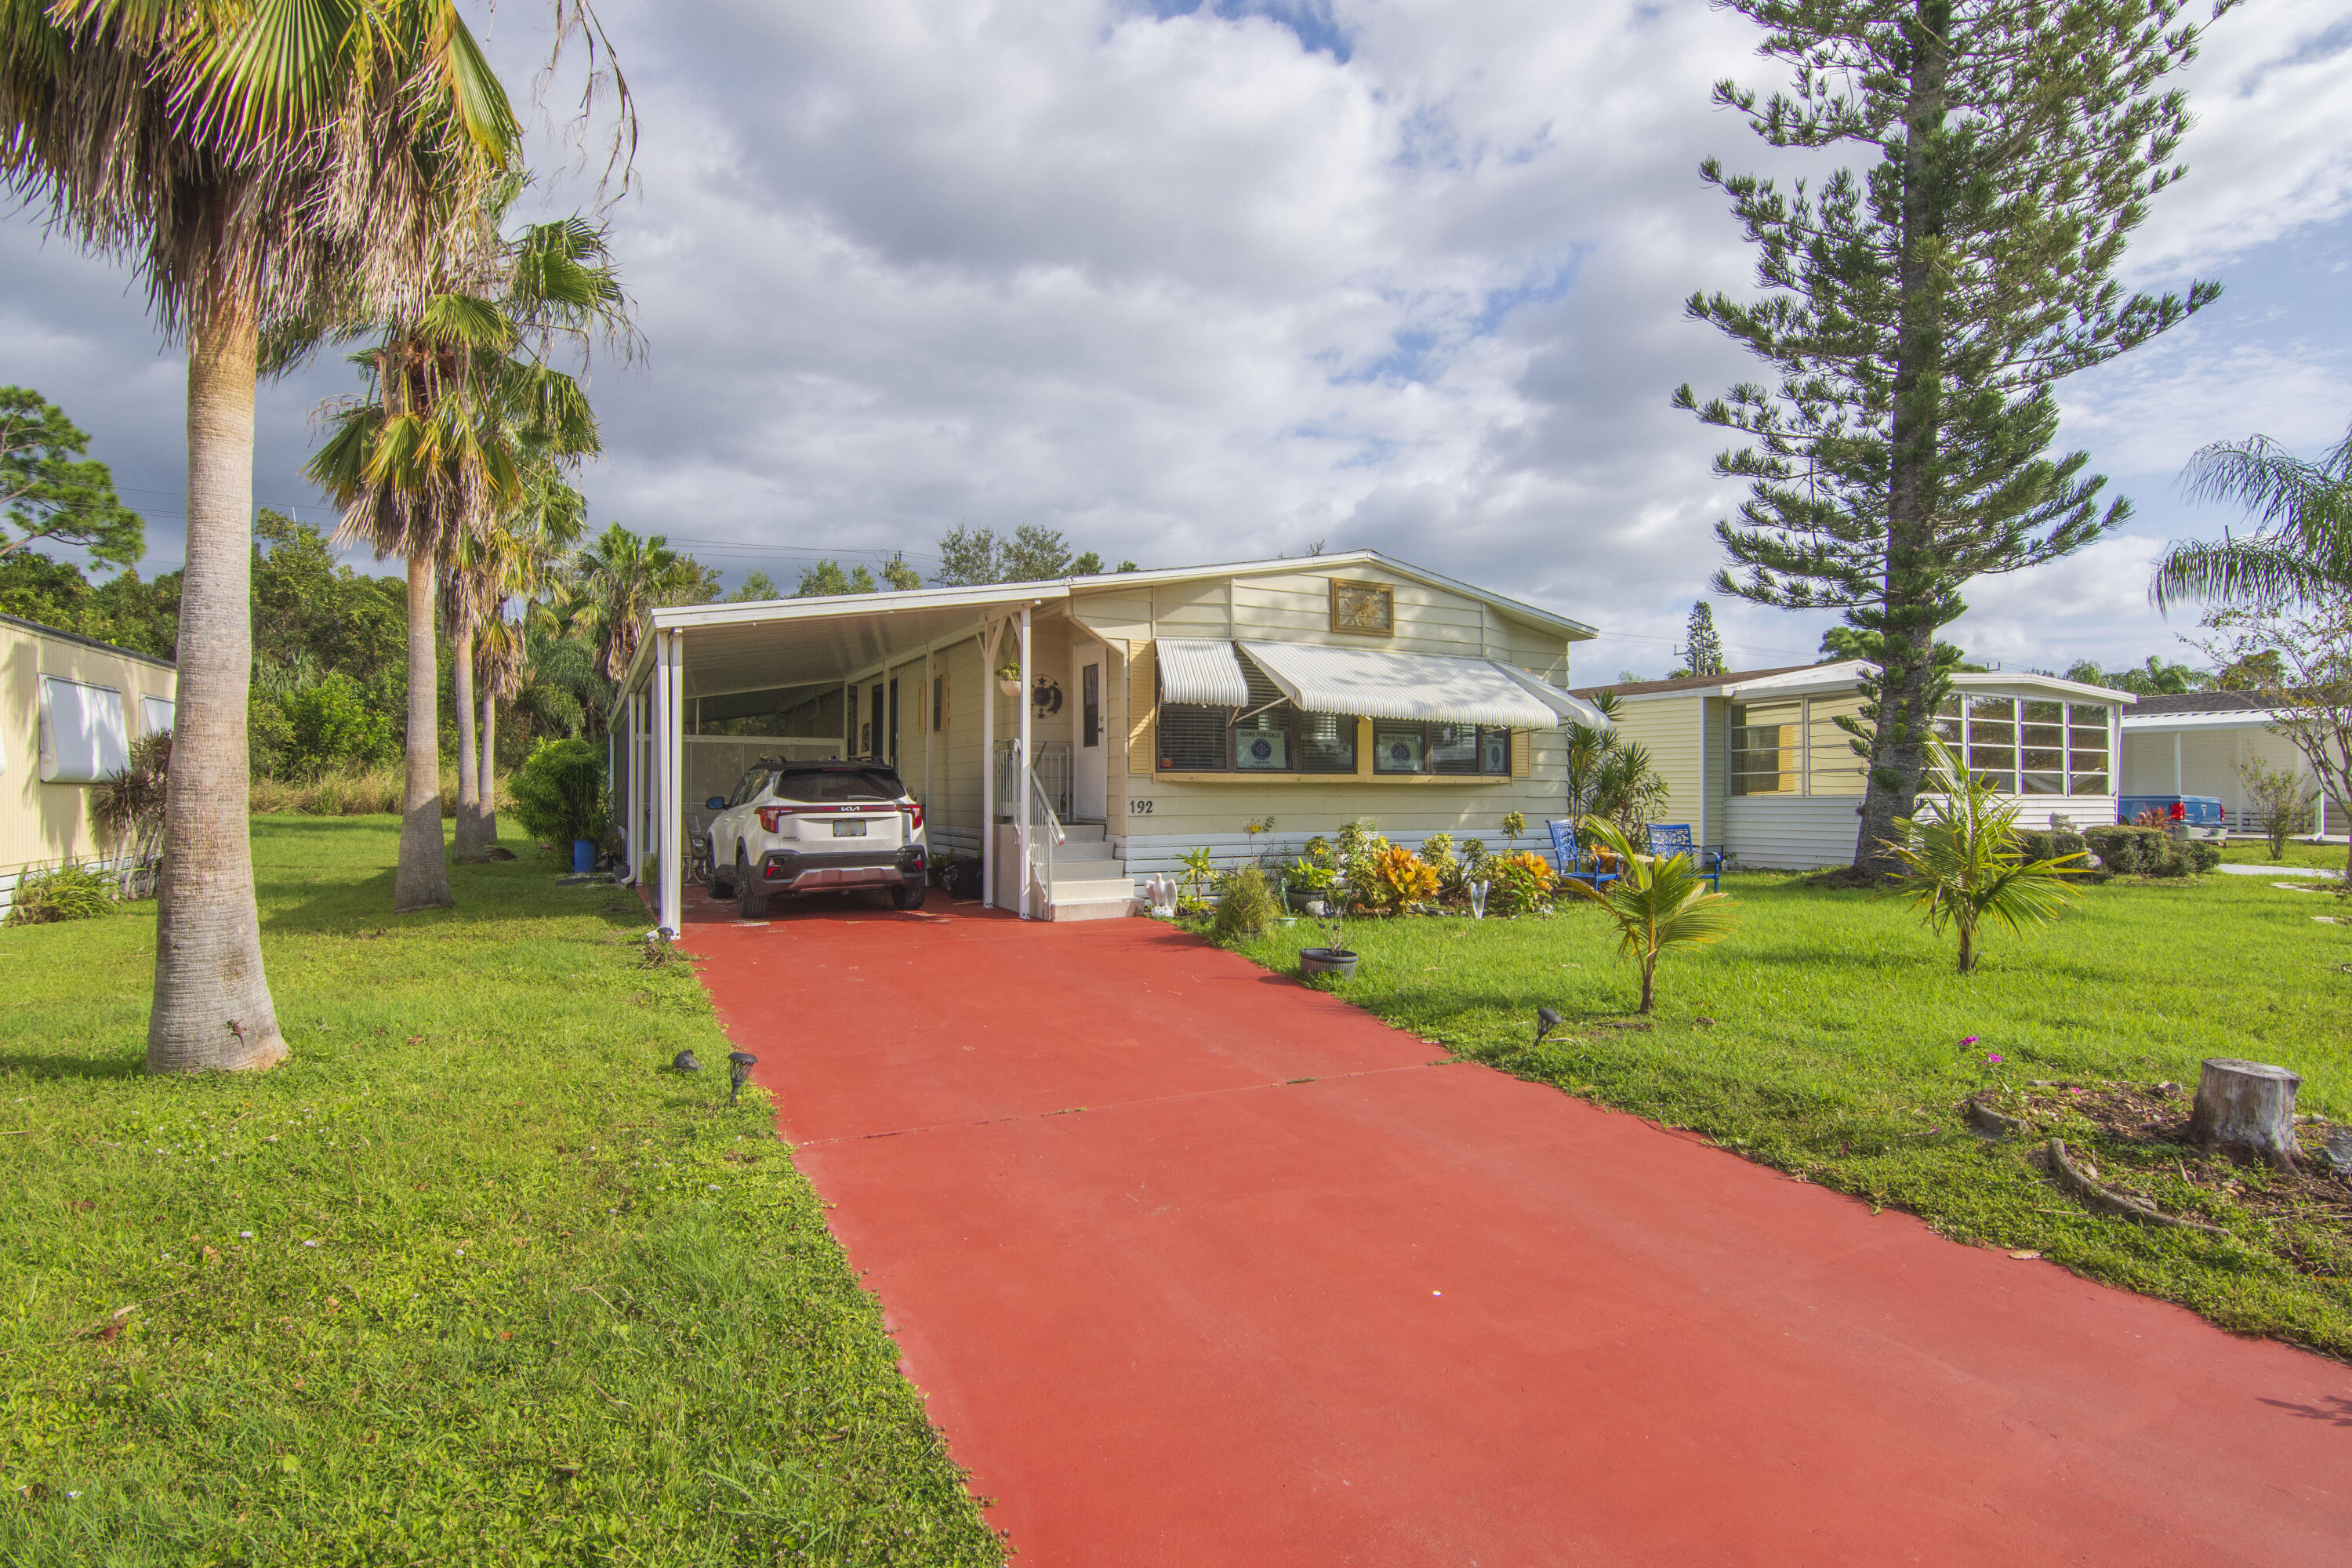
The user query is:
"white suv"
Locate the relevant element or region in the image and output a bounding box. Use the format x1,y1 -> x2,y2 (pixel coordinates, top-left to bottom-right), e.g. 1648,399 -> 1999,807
705,760 -> 929,917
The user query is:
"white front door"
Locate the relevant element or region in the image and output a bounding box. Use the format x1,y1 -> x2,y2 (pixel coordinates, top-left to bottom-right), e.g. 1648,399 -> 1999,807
1073,645 -> 1108,820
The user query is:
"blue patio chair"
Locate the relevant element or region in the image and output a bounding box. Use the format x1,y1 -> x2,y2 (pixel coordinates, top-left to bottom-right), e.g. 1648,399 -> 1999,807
1545,818 -> 1618,892
1644,822 -> 1723,891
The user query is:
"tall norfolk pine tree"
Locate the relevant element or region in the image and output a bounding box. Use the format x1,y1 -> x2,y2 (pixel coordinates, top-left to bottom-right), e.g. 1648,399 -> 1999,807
1676,0 -> 2224,876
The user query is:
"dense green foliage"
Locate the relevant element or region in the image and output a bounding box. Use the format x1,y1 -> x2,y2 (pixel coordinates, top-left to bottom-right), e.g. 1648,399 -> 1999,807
1230,870 -> 2352,1356
0,817 -> 998,1564
2,862 -> 114,926
2082,825 -> 2220,879
1211,867 -> 1279,941
506,739 -> 610,846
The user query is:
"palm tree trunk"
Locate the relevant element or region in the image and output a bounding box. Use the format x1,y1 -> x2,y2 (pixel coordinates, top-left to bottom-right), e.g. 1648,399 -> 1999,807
1639,956 -> 1657,1014
147,289 -> 288,1075
397,554 -> 455,910
1957,920 -> 1976,975
480,688 -> 499,844
451,593 -> 486,862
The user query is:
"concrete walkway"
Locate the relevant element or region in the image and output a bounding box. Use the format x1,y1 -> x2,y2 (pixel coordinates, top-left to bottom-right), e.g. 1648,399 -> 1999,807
681,892 -> 2352,1566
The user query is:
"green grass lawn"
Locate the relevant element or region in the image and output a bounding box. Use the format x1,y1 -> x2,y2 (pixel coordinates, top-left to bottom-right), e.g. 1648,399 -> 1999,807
1,818 -> 999,1567
1236,868 -> 2352,1359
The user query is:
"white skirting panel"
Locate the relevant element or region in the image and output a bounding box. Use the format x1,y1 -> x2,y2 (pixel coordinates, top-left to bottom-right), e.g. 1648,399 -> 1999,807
1726,794 -> 2122,871
1725,798 -> 1863,870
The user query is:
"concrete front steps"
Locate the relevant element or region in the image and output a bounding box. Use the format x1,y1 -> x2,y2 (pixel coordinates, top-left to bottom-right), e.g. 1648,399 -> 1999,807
1039,822 -> 1138,921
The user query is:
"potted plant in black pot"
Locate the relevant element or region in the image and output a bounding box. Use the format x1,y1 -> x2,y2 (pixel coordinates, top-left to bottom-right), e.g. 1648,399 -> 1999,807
1298,860 -> 1358,978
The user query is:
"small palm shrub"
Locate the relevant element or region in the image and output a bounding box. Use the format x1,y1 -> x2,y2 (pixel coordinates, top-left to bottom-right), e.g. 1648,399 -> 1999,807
1364,846 -> 1439,913
1883,739 -> 2087,973
1560,818 -> 1735,1013
1488,849 -> 1556,915
1211,867 -> 1279,942
5,862 -> 114,927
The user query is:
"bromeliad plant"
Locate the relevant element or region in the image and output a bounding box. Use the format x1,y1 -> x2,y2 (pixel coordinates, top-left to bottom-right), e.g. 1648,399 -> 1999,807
1563,818 -> 1737,1014
1880,739 -> 2089,975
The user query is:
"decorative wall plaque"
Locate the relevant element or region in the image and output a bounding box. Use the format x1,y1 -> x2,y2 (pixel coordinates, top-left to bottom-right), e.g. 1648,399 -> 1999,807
1329,579 -> 1394,636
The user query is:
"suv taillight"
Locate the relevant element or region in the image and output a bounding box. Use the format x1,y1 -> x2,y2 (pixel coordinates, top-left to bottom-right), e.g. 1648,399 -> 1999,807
904,801 -> 924,832
757,805 -> 790,833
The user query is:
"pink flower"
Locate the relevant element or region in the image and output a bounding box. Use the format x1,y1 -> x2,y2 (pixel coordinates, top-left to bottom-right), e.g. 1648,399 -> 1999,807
1960,1036 -> 1979,1046
1986,1053 -> 2003,1065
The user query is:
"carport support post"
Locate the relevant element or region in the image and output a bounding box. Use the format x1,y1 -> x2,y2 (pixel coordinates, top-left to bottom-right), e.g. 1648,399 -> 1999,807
981,621 -> 996,909
650,634 -> 670,909
661,630 -> 685,935
627,688 -> 646,886
1018,606 -> 1033,918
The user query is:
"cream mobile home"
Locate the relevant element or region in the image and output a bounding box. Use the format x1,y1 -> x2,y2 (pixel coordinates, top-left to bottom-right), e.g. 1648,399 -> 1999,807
612,551 -> 1608,925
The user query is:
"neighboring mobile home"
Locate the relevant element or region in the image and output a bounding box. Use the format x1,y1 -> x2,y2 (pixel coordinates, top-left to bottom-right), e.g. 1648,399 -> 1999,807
0,612 -> 177,913
1568,660 -> 2136,871
613,551 -> 1606,925
2119,691 -> 2342,835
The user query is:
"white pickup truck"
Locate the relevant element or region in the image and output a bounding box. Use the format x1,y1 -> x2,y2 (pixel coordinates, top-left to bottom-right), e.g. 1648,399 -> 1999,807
705,760 -> 929,917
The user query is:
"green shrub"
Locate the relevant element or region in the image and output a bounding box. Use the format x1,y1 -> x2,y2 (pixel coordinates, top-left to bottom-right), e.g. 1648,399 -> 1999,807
2082,824 -> 2212,878
2014,828 -> 2098,877
5,862 -> 114,926
252,673 -> 397,781
507,739 -> 610,848
1211,867 -> 1279,942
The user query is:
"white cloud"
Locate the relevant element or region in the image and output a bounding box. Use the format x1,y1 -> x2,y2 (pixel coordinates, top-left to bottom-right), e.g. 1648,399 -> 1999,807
5,0 -> 2347,681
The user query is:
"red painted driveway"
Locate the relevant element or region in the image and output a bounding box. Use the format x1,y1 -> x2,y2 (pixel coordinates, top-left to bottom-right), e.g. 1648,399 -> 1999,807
680,893 -> 2352,1566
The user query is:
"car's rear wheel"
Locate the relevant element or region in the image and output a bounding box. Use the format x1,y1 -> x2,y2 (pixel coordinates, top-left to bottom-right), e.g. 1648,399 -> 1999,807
736,852 -> 769,919
708,837 -> 735,899
891,884 -> 927,911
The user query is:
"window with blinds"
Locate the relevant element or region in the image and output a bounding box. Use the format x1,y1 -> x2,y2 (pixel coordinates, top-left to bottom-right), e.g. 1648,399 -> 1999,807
1152,660 -> 1362,774
1730,700 -> 1800,794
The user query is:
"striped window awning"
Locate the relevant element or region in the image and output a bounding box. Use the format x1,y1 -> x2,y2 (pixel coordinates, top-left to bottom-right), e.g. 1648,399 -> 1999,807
1236,641 -> 1608,729
1154,637 -> 1250,706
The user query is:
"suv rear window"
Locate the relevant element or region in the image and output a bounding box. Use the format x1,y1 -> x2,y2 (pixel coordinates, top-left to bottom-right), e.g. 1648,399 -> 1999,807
773,768 -> 903,804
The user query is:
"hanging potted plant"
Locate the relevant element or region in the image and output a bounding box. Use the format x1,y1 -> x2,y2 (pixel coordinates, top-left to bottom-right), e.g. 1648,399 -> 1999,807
996,662 -> 1023,698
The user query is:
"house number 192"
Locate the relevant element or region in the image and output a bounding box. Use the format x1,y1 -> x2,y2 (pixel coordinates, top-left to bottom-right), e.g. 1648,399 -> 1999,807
1128,799 -> 1155,815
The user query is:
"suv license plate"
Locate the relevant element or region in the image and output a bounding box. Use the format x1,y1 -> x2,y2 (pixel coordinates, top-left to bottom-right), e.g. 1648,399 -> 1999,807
831,820 -> 868,837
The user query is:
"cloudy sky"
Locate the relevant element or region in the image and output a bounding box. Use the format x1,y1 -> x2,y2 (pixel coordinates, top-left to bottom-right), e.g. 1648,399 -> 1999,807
5,0 -> 2350,679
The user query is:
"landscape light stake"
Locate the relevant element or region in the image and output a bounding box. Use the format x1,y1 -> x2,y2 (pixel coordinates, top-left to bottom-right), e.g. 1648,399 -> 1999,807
672,1050 -> 702,1073
728,1051 -> 758,1105
1534,1007 -> 1562,1047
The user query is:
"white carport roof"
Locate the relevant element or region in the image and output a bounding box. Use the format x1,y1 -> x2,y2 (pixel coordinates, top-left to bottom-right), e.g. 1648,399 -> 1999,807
616,580 -> 1054,705
612,547 -> 1599,712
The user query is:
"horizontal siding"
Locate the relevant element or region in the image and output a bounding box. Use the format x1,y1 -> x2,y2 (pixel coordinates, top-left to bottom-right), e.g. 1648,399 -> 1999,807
1116,728 -> 1566,878
1726,797 -> 1862,869
1073,569 -> 1571,665
1730,792 -> 2127,870
1,620 -> 177,880
1508,626 -> 1570,684
1610,695 -> 1704,833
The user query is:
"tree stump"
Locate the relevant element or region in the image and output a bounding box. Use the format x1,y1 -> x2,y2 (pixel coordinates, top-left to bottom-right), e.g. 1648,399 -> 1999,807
2189,1058 -> 2303,1168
